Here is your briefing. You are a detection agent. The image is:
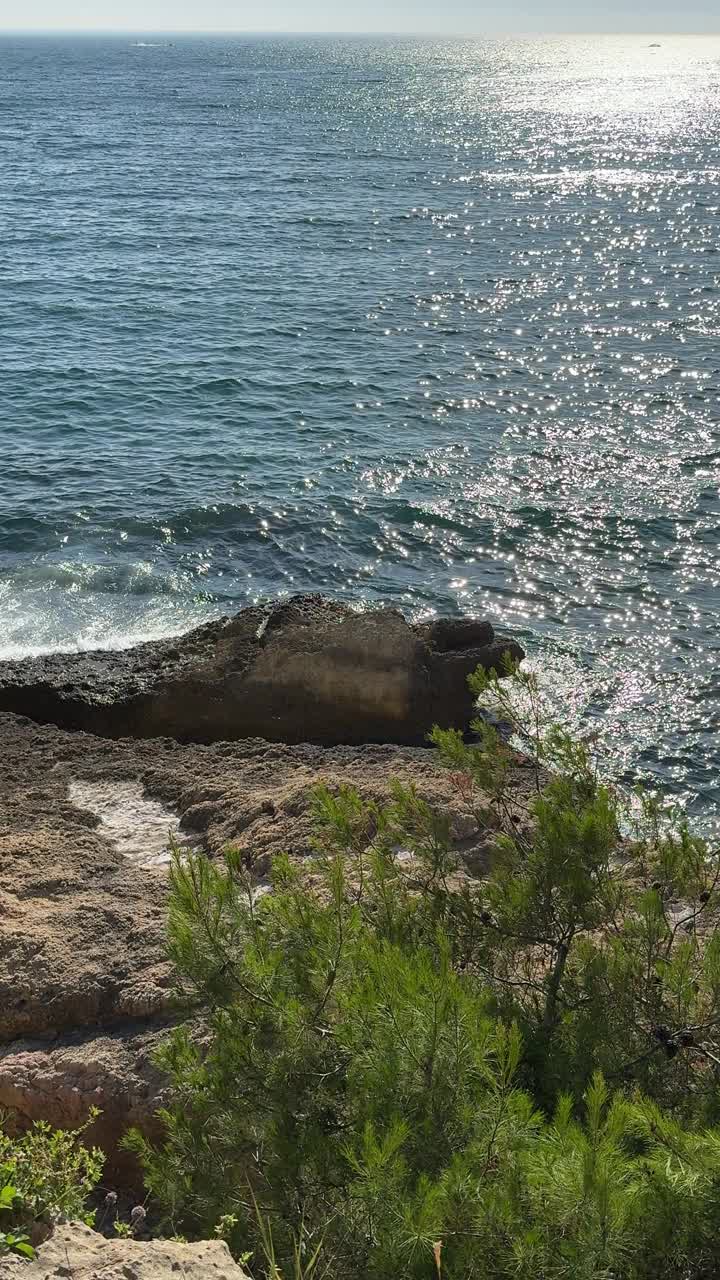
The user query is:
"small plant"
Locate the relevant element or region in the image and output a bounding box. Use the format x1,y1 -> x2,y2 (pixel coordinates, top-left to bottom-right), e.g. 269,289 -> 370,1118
255,1206 -> 324,1280
0,1112 -> 104,1254
0,1183 -> 34,1260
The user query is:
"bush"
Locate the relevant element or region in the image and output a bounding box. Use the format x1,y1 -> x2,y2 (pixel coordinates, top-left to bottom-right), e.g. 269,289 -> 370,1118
0,1183 -> 33,1260
128,663 -> 720,1279
0,1113 -> 104,1257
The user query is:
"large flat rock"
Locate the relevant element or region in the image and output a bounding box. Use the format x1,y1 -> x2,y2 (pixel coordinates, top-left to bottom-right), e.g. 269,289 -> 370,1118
0,595 -> 523,744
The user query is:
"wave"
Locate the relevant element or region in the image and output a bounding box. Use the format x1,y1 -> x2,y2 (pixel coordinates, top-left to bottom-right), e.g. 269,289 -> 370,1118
0,608 -> 221,661
383,500 -> 476,535
0,566 -> 226,660
194,377 -> 248,395
0,560 -> 195,598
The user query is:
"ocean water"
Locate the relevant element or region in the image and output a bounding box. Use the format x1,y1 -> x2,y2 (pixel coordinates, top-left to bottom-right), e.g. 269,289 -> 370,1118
1,34 -> 719,827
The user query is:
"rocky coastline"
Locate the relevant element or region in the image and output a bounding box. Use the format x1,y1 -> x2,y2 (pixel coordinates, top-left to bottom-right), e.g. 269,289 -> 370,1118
0,595 -> 522,746
0,596 -> 524,1193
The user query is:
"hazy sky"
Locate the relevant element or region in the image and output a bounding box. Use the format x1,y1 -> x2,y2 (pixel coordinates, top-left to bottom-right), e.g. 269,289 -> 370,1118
2,0 -> 718,32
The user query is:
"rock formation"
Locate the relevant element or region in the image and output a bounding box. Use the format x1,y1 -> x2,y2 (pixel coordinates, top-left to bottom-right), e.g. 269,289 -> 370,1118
0,1221 -> 251,1278
0,595 -> 523,745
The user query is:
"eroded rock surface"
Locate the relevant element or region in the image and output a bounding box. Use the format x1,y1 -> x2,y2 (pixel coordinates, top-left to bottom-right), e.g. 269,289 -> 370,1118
0,595 -> 523,744
0,598 -> 526,1176
0,710 -> 535,1171
0,1221 -> 250,1279
0,1025 -> 169,1183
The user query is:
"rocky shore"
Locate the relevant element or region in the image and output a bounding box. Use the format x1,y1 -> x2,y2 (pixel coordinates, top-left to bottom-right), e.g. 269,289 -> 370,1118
0,596 -> 524,1186
0,595 -> 522,745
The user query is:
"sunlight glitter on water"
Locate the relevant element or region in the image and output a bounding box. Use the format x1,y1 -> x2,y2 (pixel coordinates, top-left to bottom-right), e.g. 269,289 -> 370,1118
1,34 -> 719,828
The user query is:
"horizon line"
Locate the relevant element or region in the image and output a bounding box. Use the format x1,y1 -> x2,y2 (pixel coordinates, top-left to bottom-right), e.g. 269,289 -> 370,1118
1,26 -> 718,36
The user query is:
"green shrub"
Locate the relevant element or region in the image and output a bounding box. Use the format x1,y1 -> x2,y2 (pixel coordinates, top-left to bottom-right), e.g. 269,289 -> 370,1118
128,663 -> 720,1279
0,1113 -> 104,1256
0,1183 -> 33,1260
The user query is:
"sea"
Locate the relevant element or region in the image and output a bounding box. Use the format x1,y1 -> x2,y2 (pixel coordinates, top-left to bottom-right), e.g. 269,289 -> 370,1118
1,33 -> 719,830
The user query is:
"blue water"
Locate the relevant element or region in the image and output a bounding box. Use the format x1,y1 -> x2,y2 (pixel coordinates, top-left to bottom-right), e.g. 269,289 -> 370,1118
1,34 -> 719,827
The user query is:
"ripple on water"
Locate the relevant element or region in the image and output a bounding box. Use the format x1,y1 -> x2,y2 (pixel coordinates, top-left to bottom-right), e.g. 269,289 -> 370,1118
1,33 -> 719,831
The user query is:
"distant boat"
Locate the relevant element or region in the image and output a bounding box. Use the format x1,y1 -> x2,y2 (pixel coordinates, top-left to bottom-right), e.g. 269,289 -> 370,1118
649,43 -> 661,48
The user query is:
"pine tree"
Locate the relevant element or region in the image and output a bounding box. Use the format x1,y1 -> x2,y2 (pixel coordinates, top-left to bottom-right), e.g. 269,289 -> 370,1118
127,662 -> 720,1279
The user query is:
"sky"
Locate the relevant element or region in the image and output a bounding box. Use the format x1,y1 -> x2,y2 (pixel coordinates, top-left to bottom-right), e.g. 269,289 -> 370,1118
2,0 -> 718,32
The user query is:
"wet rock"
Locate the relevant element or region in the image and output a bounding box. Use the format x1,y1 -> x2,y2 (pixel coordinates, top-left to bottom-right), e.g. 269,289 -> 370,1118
0,1220 -> 251,1278
413,617 -> 494,652
0,595 -> 523,745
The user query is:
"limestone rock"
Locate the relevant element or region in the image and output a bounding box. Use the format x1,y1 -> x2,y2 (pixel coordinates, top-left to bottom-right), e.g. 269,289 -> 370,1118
0,824 -> 171,1043
0,595 -> 523,745
0,712 -> 534,1171
0,1025 -> 168,1184
0,1221 -> 250,1278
